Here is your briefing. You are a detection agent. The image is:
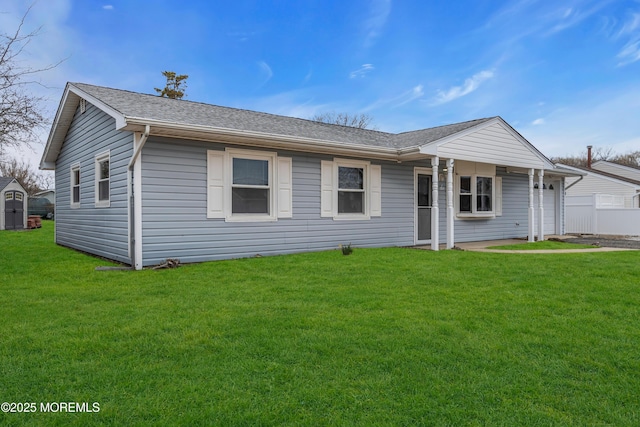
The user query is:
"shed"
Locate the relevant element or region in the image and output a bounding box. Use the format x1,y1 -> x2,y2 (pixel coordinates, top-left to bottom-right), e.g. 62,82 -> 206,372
0,177 -> 28,230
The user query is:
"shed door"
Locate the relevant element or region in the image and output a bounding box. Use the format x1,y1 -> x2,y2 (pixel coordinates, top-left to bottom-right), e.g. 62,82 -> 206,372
5,191 -> 25,230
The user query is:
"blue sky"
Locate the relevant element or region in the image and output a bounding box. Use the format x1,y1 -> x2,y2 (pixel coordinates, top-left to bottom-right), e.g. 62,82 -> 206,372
3,0 -> 640,168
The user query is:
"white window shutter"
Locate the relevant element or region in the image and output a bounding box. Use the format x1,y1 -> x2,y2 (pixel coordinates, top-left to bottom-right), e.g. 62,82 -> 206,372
207,150 -> 225,218
320,160 -> 334,217
495,176 -> 503,216
370,164 -> 382,217
277,157 -> 293,218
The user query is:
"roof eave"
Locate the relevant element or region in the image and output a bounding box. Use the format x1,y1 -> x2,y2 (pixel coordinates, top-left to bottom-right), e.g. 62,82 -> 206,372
417,116 -> 556,169
124,117 -> 401,161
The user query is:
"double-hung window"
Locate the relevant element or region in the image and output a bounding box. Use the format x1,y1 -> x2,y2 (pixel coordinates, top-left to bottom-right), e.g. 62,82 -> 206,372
338,166 -> 365,214
70,164 -> 80,208
207,148 -> 293,221
95,151 -> 110,208
321,158 -> 382,219
231,157 -> 271,215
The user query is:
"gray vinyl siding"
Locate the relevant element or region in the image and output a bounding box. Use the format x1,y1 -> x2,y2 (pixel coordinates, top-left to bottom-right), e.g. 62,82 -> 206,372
438,170 -> 530,242
140,137 -> 422,266
54,102 -> 132,263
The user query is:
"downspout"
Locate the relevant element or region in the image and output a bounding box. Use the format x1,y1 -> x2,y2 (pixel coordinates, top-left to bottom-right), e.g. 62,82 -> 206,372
128,125 -> 150,270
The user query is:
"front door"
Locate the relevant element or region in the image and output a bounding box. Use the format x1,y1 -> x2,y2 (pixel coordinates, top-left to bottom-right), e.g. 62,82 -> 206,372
416,172 -> 432,244
5,191 -> 25,230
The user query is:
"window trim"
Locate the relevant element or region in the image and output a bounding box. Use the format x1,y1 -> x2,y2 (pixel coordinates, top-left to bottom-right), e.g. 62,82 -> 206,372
227,149 -> 275,221
70,163 -> 81,208
94,151 -> 110,208
330,158 -> 372,220
456,174 -> 495,218
337,163 -> 366,216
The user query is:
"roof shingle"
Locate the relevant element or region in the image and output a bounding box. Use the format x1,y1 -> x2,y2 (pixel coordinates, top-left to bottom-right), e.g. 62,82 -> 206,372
73,83 -> 495,150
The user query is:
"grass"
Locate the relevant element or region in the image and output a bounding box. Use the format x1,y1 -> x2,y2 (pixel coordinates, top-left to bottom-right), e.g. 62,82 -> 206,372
488,240 -> 598,250
1,222 -> 639,425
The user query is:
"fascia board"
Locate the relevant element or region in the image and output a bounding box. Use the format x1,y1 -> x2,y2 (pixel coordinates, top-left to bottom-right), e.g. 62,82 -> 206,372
418,117 -> 555,169
39,84 -> 127,169
68,85 -> 127,128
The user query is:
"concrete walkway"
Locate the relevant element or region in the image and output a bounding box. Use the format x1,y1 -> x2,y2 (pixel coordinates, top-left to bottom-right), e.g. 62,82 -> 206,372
445,238 -> 639,254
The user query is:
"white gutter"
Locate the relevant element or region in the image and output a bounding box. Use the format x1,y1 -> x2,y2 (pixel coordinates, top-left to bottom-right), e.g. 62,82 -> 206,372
128,125 -> 151,171
123,118 -> 400,160
564,175 -> 584,191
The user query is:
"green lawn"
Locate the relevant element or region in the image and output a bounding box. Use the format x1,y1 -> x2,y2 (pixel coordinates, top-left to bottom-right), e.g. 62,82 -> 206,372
1,222 -> 639,426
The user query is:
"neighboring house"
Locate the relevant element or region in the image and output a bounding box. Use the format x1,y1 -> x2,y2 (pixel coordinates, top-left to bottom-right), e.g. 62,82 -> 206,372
41,83 -> 577,269
561,164 -> 640,208
0,177 -> 28,230
592,160 -> 640,188
34,189 -> 56,204
29,189 -> 56,218
560,163 -> 640,235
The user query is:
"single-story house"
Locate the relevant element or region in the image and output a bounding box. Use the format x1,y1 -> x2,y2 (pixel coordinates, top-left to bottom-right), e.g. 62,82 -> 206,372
41,83 -> 577,269
592,160 -> 640,183
33,189 -> 56,204
561,164 -> 640,208
0,177 -> 28,230
28,190 -> 55,218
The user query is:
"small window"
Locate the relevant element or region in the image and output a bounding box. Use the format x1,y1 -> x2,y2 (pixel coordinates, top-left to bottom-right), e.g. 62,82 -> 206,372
95,152 -> 110,207
15,193 -> 23,202
476,177 -> 492,212
338,166 -> 365,214
5,192 -> 13,201
459,176 -> 472,212
71,164 -> 80,207
80,98 -> 87,114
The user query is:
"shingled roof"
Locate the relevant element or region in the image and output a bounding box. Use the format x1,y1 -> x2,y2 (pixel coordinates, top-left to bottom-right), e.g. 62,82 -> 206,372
562,164 -> 640,186
0,177 -> 16,191
72,83 -> 494,150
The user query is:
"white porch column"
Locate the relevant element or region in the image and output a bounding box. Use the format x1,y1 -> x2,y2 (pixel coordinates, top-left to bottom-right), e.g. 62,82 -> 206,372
528,168 -> 535,242
446,158 -> 454,249
431,157 -> 440,251
538,169 -> 544,241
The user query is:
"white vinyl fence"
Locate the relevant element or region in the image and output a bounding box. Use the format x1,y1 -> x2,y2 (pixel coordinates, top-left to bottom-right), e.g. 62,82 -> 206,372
566,194 -> 640,235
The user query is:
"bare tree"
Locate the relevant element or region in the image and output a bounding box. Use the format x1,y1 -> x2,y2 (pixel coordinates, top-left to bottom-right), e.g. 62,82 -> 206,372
0,4 -> 60,151
0,157 -> 50,195
552,146 -> 614,167
610,150 -> 640,169
310,112 -> 377,130
154,71 -> 189,99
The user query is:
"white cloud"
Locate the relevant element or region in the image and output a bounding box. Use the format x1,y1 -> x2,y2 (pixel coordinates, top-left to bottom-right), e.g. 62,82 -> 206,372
349,64 -> 374,79
431,70 -> 495,105
363,0 -> 391,48
394,84 -> 424,107
616,12 -> 640,66
245,89 -> 332,120
532,118 -> 545,125
519,86 -> 640,157
257,61 -> 273,85
102,5 -> 114,10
